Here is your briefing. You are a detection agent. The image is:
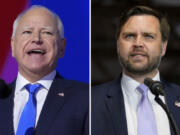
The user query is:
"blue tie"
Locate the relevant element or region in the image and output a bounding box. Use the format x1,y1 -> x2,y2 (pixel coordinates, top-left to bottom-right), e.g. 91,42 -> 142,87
16,84 -> 42,135
137,84 -> 158,135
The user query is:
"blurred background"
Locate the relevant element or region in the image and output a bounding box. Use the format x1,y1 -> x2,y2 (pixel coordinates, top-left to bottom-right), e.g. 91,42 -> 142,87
0,0 -> 89,83
92,0 -> 180,85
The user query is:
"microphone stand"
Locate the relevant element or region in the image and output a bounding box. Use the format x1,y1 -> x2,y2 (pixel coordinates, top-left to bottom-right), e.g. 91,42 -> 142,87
144,78 -> 180,135
154,95 -> 180,135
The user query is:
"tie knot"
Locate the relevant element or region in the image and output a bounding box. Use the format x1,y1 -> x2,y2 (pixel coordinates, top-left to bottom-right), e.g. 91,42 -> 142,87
25,84 -> 42,94
137,84 -> 149,95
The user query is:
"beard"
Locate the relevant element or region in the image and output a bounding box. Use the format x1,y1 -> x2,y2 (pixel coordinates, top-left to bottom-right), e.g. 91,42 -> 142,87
118,49 -> 162,75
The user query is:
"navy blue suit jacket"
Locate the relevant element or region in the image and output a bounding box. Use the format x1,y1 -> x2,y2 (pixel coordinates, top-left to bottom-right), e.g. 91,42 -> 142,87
0,74 -> 89,135
92,76 -> 180,135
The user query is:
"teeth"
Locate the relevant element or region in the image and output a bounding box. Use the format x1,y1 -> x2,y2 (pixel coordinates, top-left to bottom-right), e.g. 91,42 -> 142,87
28,49 -> 45,54
32,50 -> 44,53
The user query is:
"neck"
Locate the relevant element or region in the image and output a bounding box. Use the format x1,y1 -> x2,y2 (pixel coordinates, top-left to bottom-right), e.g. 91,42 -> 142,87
19,69 -> 54,83
123,69 -> 158,83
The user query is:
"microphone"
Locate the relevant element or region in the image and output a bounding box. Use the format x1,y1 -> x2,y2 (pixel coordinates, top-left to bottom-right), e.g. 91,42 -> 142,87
144,78 -> 180,135
0,79 -> 11,98
144,78 -> 164,96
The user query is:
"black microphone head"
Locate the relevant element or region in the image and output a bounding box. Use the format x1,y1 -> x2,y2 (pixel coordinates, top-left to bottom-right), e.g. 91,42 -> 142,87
144,78 -> 154,88
0,79 -> 11,98
144,78 -> 164,96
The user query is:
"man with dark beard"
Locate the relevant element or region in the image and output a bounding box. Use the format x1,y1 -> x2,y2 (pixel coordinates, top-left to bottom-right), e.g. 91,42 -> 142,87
92,6 -> 180,135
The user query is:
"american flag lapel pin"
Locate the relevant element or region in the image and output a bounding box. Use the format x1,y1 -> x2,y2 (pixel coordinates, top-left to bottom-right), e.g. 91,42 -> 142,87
175,101 -> 180,107
58,92 -> 64,97
174,96 -> 180,107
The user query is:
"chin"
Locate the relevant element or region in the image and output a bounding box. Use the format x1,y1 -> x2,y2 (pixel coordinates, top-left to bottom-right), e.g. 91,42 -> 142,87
28,65 -> 47,72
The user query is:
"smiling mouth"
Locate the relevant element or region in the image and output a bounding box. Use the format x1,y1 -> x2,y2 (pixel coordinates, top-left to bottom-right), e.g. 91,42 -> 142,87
27,49 -> 46,55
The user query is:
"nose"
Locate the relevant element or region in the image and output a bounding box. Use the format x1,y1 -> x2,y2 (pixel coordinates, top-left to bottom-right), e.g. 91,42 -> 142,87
32,32 -> 43,45
133,36 -> 144,48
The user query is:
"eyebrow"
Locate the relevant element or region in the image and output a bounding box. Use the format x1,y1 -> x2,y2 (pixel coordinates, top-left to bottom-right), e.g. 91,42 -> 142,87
121,32 -> 136,36
121,31 -> 157,36
41,27 -> 54,30
142,32 -> 157,36
21,26 -> 54,31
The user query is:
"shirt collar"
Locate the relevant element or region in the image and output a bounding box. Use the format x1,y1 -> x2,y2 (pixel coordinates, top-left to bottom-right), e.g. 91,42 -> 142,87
121,71 -> 160,97
15,70 -> 56,93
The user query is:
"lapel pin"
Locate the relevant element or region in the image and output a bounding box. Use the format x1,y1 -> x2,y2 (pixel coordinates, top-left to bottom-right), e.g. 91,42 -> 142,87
58,92 -> 64,97
174,101 -> 180,107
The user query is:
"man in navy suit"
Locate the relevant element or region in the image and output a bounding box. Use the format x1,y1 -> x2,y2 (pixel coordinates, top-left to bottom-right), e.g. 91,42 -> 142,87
0,5 -> 88,135
92,6 -> 180,135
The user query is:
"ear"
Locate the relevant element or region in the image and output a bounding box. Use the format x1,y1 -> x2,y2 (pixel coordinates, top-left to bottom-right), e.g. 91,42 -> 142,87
11,38 -> 15,57
59,38 -> 66,58
161,40 -> 167,57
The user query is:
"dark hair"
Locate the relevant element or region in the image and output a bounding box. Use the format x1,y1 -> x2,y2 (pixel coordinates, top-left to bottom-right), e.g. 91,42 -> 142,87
116,5 -> 170,42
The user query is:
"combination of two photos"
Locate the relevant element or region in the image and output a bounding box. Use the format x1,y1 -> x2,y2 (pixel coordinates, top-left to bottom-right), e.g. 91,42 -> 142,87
0,0 -> 180,135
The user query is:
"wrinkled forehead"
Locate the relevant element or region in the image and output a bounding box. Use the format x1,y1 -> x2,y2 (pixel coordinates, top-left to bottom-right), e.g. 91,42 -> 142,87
17,8 -> 58,30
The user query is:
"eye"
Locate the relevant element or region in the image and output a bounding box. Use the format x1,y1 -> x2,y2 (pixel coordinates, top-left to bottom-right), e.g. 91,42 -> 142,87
22,31 -> 32,34
124,33 -> 136,40
144,34 -> 154,40
42,31 -> 53,35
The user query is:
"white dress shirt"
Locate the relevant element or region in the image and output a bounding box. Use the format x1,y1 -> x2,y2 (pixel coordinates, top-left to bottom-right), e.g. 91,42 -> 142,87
13,70 -> 56,133
121,72 -> 171,135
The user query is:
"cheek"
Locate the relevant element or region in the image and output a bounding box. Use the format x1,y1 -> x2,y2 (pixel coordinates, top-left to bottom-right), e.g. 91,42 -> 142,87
14,46 -> 23,58
12,41 -> 21,57
13,38 -> 31,58
47,40 -> 59,57
118,42 -> 130,56
148,44 -> 162,55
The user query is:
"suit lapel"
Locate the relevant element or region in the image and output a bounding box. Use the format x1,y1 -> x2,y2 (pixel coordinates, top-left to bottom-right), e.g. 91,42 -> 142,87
0,94 -> 15,135
35,74 -> 72,135
105,78 -> 128,135
0,81 -> 16,135
162,81 -> 180,135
